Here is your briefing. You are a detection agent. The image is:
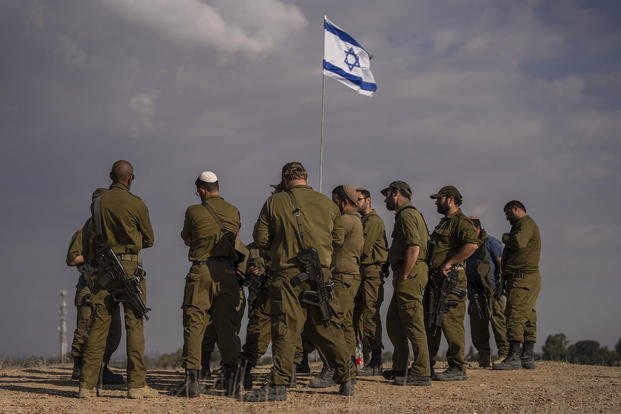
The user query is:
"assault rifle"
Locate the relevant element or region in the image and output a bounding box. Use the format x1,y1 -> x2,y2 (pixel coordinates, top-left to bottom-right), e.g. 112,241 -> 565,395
97,248 -> 151,320
467,287 -> 489,320
426,267 -> 466,336
291,247 -> 334,326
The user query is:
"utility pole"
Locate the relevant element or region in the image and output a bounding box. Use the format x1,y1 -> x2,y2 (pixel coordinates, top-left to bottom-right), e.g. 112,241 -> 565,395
59,289 -> 68,363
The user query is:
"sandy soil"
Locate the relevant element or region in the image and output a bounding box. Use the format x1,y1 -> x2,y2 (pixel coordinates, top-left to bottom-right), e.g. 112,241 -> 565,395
0,361 -> 619,413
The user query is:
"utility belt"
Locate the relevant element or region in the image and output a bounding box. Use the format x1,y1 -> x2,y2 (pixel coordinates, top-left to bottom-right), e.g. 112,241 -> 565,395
192,256 -> 234,265
116,253 -> 140,262
504,271 -> 538,279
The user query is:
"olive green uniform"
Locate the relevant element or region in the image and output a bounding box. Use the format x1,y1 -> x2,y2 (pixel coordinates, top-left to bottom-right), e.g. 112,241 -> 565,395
66,224 -> 122,365
80,183 -> 154,390
331,211 -> 364,356
386,203 -> 430,376
253,185 -> 354,386
353,210 -> 388,357
427,210 -> 478,370
181,195 -> 242,370
466,231 -> 508,362
502,215 -> 541,343
240,244 -> 272,365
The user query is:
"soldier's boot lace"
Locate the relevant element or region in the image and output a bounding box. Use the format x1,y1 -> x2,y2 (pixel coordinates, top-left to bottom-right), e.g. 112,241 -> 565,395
171,369 -> 206,398
243,384 -> 287,402
433,365 -> 468,381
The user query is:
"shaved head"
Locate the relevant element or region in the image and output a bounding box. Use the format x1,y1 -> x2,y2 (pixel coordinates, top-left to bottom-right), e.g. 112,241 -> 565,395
110,160 -> 134,182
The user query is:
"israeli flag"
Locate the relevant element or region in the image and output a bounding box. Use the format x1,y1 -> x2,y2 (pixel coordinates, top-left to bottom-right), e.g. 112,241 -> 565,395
323,17 -> 377,96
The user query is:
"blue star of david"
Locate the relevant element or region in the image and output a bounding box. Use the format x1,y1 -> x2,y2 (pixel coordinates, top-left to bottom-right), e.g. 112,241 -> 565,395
343,47 -> 361,71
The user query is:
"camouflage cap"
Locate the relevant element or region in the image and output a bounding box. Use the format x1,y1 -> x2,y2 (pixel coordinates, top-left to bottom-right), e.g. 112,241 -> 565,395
381,180 -> 412,198
430,185 -> 462,202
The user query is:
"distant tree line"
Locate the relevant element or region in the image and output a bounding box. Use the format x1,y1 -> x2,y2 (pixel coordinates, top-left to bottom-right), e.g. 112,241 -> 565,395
542,334 -> 621,366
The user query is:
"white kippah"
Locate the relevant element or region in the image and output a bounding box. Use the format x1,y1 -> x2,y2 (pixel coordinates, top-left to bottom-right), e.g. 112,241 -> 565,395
198,171 -> 218,183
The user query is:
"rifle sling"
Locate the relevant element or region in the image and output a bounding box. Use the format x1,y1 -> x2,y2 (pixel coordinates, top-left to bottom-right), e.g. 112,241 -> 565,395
286,190 -> 307,250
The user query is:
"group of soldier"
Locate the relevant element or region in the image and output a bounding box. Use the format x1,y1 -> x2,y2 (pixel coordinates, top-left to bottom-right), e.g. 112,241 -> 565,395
66,159 -> 541,402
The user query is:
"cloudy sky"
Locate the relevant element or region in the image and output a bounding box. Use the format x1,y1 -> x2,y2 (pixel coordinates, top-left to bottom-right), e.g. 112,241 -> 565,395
1,0 -> 620,358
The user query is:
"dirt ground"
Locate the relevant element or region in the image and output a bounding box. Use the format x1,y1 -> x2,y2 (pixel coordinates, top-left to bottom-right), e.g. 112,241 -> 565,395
0,361 -> 619,413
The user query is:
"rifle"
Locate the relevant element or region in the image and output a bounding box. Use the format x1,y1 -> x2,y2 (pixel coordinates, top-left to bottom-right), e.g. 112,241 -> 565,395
467,286 -> 489,320
291,247 -> 335,326
493,271 -> 505,300
427,267 -> 466,336
96,248 -> 151,320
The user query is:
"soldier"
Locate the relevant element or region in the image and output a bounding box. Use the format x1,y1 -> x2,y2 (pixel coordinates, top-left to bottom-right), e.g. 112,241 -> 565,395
200,238 -> 248,382
465,218 -> 508,367
426,185 -> 479,381
308,185 -> 364,388
493,200 -> 541,370
66,200 -> 123,384
78,160 -> 157,399
354,187 -> 388,376
178,171 -> 242,397
245,161 -> 354,401
380,181 -> 432,386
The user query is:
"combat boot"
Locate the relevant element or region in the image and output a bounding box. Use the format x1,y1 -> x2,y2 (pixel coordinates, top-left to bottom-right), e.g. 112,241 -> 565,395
71,357 -> 82,381
338,380 -> 355,396
358,349 -> 383,376
493,341 -> 522,370
296,351 -> 310,374
172,369 -> 206,398
200,353 -> 212,379
433,366 -> 467,381
521,341 -> 536,369
242,361 -> 254,391
308,366 -> 336,388
243,384 -> 287,402
478,352 -> 491,368
127,385 -> 160,399
100,364 -> 125,385
382,369 -> 405,380
394,371 -> 432,386
222,365 -> 242,397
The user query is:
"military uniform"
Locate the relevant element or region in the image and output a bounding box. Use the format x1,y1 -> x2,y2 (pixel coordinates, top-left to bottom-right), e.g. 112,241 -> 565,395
427,210 -> 478,372
466,231 -> 508,365
180,195 -> 242,375
252,185 -> 353,388
66,223 -> 122,374
386,203 -> 430,377
502,215 -> 541,344
354,209 -> 388,362
79,182 -> 154,391
240,244 -> 272,366
331,211 -> 364,356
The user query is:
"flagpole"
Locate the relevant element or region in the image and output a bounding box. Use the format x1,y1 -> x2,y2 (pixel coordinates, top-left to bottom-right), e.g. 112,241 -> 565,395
319,15 -> 327,193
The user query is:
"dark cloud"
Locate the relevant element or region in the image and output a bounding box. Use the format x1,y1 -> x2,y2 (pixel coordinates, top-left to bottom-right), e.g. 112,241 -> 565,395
1,0 -> 620,357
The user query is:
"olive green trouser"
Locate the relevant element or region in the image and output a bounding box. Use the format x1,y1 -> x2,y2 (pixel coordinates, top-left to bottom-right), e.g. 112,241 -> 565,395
505,272 -> 541,343
201,286 -> 246,364
353,264 -> 385,356
80,261 -> 147,389
386,262 -> 430,376
468,293 -> 508,359
269,268 -> 354,386
333,272 -> 361,357
426,268 -> 467,370
71,277 -> 122,362
182,261 -> 242,370
240,287 -> 272,365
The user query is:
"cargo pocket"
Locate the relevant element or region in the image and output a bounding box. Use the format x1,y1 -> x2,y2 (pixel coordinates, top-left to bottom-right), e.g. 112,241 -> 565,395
182,273 -> 200,308
270,287 -> 287,338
